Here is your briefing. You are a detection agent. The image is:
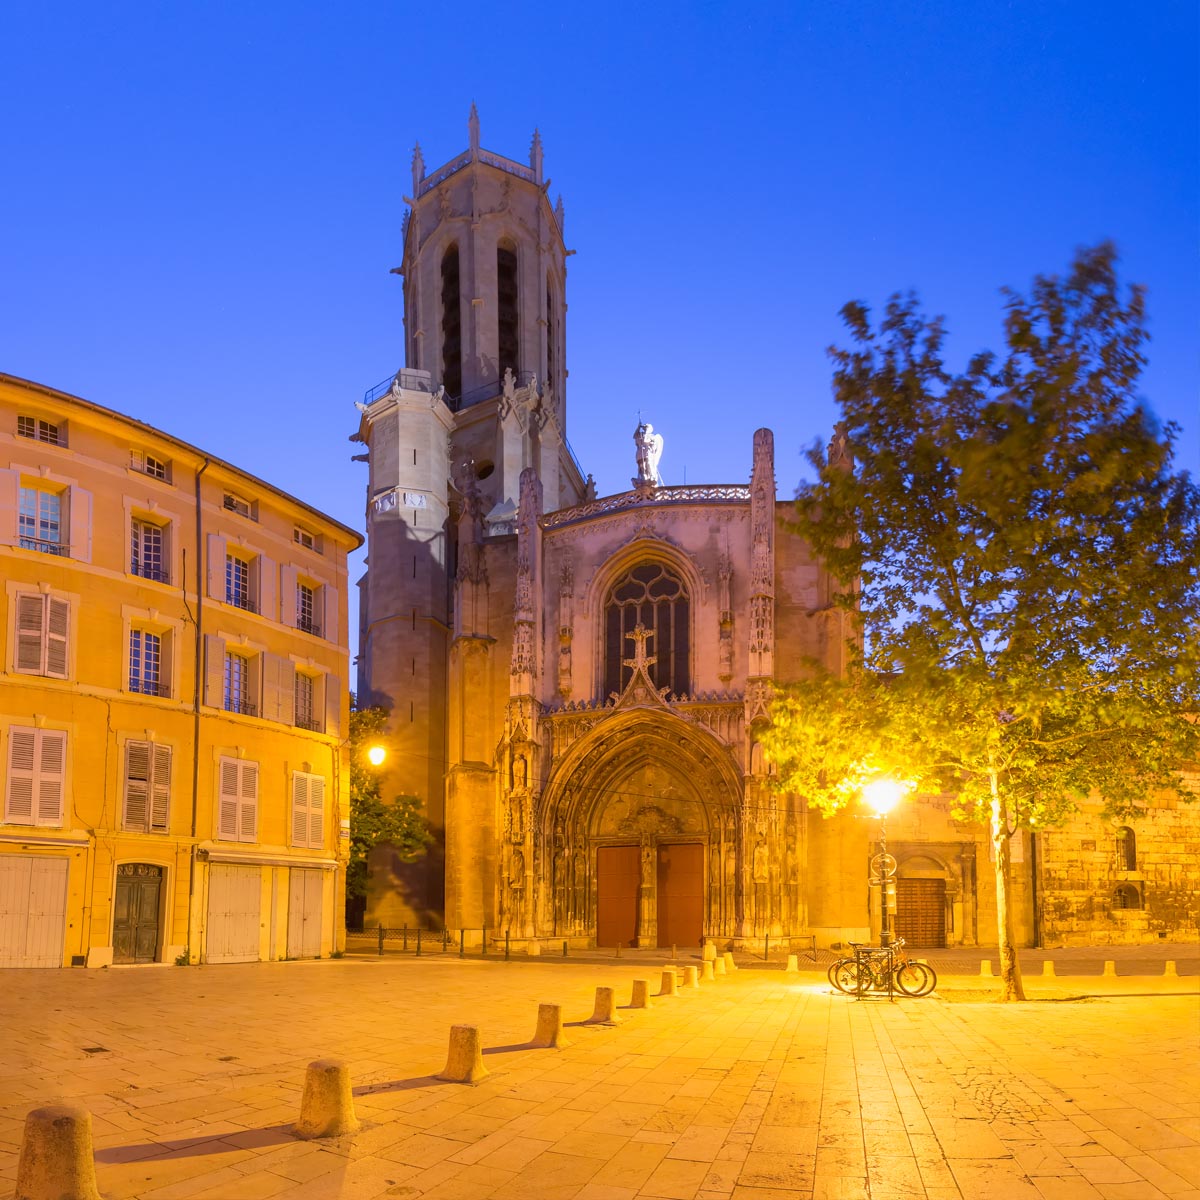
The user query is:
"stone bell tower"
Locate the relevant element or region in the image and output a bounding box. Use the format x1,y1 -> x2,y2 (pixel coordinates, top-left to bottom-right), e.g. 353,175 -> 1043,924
353,108 -> 587,927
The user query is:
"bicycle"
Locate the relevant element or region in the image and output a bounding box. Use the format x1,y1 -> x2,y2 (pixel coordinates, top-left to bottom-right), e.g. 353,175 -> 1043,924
827,937 -> 937,997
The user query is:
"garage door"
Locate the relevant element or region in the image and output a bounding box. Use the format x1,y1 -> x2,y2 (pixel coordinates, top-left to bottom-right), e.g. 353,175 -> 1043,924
286,868 -> 323,959
206,864 -> 262,963
0,856 -> 68,968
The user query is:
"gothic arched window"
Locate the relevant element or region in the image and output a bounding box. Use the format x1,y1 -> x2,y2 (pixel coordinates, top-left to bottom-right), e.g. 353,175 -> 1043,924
441,244 -> 462,400
497,242 -> 519,382
604,562 -> 690,698
1115,826 -> 1136,872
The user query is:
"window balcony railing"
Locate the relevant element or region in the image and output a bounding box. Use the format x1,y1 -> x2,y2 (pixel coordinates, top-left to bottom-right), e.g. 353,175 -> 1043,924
19,536 -> 68,556
225,697 -> 258,717
131,560 -> 170,583
226,591 -> 257,614
129,677 -> 171,698
295,716 -> 323,733
296,616 -> 322,637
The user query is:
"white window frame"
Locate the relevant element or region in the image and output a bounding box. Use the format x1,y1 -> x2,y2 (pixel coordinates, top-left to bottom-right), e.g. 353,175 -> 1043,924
294,671 -> 319,732
218,757 -> 258,842
130,516 -> 169,584
129,627 -> 167,697
5,726 -> 67,826
122,740 -> 171,833
17,415 -> 64,446
18,483 -> 66,556
130,449 -> 169,481
13,591 -> 70,679
291,771 -> 326,849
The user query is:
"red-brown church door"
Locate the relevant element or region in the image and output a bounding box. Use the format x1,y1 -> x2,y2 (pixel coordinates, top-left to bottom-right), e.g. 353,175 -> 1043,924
657,843 -> 704,950
596,845 -> 640,947
895,878 -> 946,947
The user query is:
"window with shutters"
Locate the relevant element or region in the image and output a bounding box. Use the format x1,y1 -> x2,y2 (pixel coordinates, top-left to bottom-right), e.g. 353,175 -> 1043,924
5,726 -> 66,826
296,581 -> 320,636
13,592 -> 70,679
291,771 -> 326,849
17,415 -> 64,446
122,740 -> 171,833
224,652 -> 257,717
217,757 -> 258,842
18,485 -> 67,556
225,554 -> 255,612
295,671 -> 320,731
129,628 -> 170,697
130,518 -> 169,583
129,449 -> 169,481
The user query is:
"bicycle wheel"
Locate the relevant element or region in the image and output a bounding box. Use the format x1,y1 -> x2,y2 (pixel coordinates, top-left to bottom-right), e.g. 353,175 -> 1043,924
894,962 -> 936,996
831,959 -> 861,993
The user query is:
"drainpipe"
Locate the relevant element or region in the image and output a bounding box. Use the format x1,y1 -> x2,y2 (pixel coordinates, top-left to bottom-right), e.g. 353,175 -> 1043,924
186,458 -> 210,963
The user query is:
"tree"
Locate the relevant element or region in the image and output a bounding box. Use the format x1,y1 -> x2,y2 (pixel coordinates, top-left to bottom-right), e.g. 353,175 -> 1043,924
346,706 -> 433,913
762,244 -> 1200,1001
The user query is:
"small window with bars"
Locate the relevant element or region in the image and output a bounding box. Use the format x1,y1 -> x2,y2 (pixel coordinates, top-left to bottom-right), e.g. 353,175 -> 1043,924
17,415 -> 64,446
18,486 -> 66,556
131,518 -> 168,583
225,554 -> 255,612
130,629 -> 168,697
295,672 -> 320,731
296,582 -> 320,636
224,652 -> 256,717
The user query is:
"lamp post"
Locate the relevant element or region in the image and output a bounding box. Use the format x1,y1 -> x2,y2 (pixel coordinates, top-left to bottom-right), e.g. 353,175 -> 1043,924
863,777 -> 905,948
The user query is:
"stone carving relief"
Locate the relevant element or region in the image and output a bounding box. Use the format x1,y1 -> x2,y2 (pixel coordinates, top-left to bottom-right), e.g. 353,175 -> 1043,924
718,552 -> 733,682
557,556 -> 574,699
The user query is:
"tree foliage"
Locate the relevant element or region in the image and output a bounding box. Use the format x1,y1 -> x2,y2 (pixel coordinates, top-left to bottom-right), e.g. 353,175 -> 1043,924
762,244 -> 1200,999
346,706 -> 433,902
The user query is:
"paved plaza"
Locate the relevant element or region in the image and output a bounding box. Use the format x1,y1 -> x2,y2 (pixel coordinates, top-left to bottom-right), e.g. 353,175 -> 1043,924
1,955 -> 1197,1200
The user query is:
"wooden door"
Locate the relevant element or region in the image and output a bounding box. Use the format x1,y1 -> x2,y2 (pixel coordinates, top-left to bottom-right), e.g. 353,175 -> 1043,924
113,864 -> 162,963
656,843 -> 704,950
206,864 -> 262,963
595,845 -> 639,947
895,878 -> 946,947
287,868 -> 323,959
0,856 -> 68,968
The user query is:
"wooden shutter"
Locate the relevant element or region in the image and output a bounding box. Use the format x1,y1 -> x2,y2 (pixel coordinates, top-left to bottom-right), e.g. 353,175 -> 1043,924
292,773 -> 310,847
203,635 -> 225,707
15,593 -> 46,673
151,744 -> 171,832
245,654 -> 262,717
239,762 -> 258,842
276,658 -> 296,726
322,585 -> 337,643
68,486 -> 92,562
45,598 -> 69,678
257,556 -> 277,622
308,775 -> 325,849
280,564 -> 299,627
35,731 -> 66,825
0,467 -> 19,546
124,740 -> 151,830
6,728 -> 36,821
218,758 -> 240,838
323,674 -> 340,738
206,534 -> 226,600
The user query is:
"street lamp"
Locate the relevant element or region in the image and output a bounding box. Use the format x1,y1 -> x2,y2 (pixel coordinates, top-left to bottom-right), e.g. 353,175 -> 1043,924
366,745 -> 387,767
863,777 -> 906,948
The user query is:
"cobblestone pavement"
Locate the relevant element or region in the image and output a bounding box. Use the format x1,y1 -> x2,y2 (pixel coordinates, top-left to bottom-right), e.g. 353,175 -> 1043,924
0,958 -> 1197,1199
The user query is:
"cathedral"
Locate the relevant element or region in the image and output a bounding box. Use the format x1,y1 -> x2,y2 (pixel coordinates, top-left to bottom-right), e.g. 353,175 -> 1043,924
352,111 -> 1199,951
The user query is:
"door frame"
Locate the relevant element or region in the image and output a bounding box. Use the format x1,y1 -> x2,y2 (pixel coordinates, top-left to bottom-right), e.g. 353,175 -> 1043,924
111,860 -> 169,964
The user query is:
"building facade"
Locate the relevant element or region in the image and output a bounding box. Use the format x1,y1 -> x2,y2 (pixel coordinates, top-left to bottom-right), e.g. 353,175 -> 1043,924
355,113 -> 1198,950
0,374 -> 361,967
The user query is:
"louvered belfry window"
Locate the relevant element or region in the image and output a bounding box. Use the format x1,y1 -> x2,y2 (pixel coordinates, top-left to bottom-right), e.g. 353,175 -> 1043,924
441,244 -> 462,399
5,727 -> 66,826
123,740 -> 171,832
291,771 -> 326,849
497,243 -> 519,382
603,563 -> 690,699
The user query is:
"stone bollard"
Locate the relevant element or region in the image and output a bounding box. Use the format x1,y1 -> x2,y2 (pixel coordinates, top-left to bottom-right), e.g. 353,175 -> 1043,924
723,951 -> 736,973
702,942 -> 717,961
295,1060 -> 359,1139
700,960 -> 715,982
630,979 -> 653,1009
1165,960 -> 1178,978
785,954 -> 799,974
587,986 -> 622,1025
980,960 -> 994,977
714,956 -> 727,976
683,965 -> 700,990
1042,960 -> 1056,977
658,968 -> 678,997
531,1003 -> 571,1049
16,1105 -> 101,1200
437,1025 -> 489,1084
1103,960 -> 1117,978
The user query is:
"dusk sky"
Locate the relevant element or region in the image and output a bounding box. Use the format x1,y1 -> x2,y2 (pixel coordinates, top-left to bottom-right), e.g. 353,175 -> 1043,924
3,2 -> 1195,650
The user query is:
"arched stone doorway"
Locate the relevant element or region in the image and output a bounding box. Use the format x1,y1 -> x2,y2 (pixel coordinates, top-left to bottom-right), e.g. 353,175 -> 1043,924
535,710 -> 742,947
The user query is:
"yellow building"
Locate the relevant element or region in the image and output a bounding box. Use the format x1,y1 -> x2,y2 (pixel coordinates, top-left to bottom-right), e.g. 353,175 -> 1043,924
0,374 -> 362,967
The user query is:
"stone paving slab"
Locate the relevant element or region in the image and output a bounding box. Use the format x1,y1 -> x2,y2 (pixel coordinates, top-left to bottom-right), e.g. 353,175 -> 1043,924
0,959 -> 1197,1199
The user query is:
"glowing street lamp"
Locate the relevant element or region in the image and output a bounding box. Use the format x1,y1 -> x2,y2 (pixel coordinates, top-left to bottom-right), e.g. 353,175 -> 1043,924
366,745 -> 387,767
863,776 -> 907,947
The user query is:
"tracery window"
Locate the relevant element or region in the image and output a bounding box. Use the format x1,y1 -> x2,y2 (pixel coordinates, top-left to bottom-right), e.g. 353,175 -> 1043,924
603,562 -> 690,698
441,244 -> 462,399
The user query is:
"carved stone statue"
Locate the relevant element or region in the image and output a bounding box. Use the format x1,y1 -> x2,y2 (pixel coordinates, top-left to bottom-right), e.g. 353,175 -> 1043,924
633,421 -> 664,488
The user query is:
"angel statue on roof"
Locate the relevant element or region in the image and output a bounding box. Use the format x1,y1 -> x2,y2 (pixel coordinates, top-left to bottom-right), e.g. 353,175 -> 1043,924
633,420 -> 664,489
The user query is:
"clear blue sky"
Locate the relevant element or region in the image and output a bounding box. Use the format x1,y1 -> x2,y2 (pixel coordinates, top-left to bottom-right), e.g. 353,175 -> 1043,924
2,2 -> 1195,638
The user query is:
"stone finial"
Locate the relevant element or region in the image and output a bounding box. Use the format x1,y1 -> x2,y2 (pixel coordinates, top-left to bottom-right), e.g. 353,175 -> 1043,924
468,102 -> 480,155
554,193 -> 565,234
411,141 -> 425,194
530,128 -> 544,183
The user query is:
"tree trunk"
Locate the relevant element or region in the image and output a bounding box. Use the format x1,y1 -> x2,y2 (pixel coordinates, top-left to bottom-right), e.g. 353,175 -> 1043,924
990,781 -> 1025,1002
